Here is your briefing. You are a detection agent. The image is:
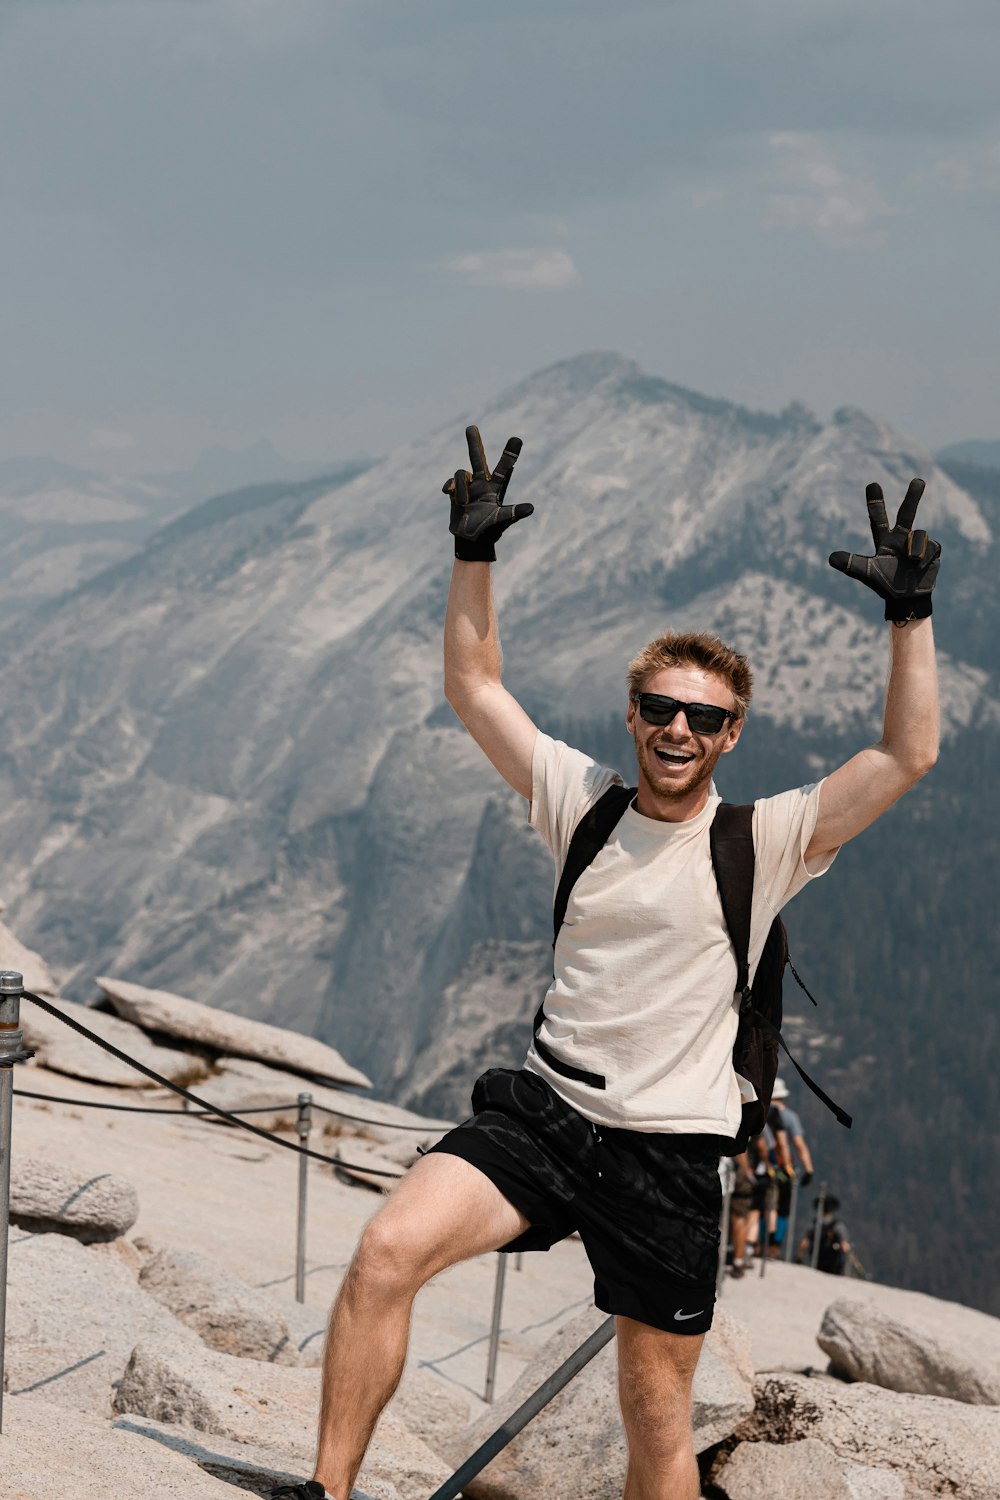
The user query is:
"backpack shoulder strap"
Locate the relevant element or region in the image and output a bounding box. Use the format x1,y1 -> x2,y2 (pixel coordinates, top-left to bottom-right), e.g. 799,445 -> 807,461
708,801 -> 754,995
552,782 -> 635,944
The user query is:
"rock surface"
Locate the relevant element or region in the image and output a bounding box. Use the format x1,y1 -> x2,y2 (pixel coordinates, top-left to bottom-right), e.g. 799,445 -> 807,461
0,919 -> 58,995
10,1153 -> 139,1242
818,1295 -> 1000,1405
114,1340 -> 452,1500
741,1372 -> 1000,1500
717,1437 -> 906,1500
4,1234 -> 202,1417
138,1245 -> 300,1364
447,1303 -> 754,1500
98,972 -> 371,1092
2,1394 -> 248,1500
112,1413 -> 394,1500
190,1054 -> 451,1140
98,973 -> 372,1088
19,994 -> 206,1089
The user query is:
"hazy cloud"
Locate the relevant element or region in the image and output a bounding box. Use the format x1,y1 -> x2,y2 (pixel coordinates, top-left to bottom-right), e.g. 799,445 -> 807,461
765,133 -> 894,249
89,427 -> 135,450
443,249 -> 580,290
934,142 -> 1000,194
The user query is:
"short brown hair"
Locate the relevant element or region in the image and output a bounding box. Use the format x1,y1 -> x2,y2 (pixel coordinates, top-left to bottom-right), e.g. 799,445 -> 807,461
626,631 -> 753,720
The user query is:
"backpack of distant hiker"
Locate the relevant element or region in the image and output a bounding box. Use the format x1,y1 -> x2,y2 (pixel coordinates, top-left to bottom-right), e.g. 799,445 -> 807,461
817,1218 -> 849,1275
532,784 -> 851,1152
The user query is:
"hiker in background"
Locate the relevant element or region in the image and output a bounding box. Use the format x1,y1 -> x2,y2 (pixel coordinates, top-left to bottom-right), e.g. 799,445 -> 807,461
747,1116 -> 792,1259
771,1077 -> 814,1184
727,1152 -> 755,1277
771,1077 -> 814,1251
272,435 -> 940,1500
799,1194 -> 852,1275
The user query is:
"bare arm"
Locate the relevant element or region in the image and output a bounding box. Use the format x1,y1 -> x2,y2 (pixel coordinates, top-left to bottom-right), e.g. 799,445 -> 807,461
806,615 -> 938,862
792,1133 -> 814,1176
443,560 -> 538,800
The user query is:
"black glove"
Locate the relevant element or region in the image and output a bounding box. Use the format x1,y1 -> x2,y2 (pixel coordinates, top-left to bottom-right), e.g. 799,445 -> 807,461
442,425 -> 532,562
829,478 -> 941,622
800,1170 -> 814,1187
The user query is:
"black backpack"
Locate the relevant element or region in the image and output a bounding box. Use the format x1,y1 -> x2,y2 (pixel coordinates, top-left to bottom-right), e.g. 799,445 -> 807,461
817,1218 -> 849,1274
532,783 -> 851,1152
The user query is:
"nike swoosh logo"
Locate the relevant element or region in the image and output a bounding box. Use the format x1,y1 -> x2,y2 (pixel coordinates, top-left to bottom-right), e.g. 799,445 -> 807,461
673,1309 -> 704,1321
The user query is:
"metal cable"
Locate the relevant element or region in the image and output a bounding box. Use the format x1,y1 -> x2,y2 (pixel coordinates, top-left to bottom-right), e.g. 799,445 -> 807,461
12,1088 -> 300,1116
19,993 -> 404,1179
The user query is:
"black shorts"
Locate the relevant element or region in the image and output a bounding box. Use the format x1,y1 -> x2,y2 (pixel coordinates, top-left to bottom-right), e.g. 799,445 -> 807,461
427,1067 -> 724,1335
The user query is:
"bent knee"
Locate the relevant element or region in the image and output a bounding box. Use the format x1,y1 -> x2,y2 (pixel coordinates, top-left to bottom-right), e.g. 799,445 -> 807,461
350,1210 -> 440,1298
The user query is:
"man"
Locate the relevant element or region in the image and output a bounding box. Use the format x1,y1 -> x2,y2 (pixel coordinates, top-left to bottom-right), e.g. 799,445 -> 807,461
273,428 -> 939,1500
772,1077 -> 814,1185
798,1194 -> 853,1275
769,1077 -> 814,1253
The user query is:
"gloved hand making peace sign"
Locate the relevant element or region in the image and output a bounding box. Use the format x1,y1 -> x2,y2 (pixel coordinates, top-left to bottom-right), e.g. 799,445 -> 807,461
443,425 -> 533,562
829,478 -> 941,623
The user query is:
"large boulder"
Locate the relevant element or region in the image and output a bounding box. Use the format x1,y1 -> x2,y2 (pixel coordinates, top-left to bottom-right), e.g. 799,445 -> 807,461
737,1372 -> 1000,1500
98,973 -> 371,1088
114,1340 -> 451,1500
4,1234 -> 202,1417
0,919 -> 58,995
716,1437 -> 906,1500
10,1153 -> 139,1242
190,1055 -> 451,1141
445,1303 -> 753,1500
818,1296 -> 1000,1405
138,1246 -> 300,1364
19,994 -> 206,1089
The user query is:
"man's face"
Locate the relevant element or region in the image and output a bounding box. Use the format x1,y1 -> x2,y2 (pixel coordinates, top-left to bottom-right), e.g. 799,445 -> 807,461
625,665 -> 743,809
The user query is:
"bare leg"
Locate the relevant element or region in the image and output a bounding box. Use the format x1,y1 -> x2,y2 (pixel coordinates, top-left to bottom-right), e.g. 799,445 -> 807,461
616,1316 -> 704,1500
730,1212 -> 749,1270
313,1152 -> 529,1500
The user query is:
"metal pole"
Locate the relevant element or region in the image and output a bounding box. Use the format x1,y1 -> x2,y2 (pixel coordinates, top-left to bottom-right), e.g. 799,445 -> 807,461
784,1174 -> 800,1262
429,1316 -> 616,1500
1,970 -> 33,1436
484,1253 -> 508,1402
759,1178 -> 776,1278
810,1182 -> 827,1270
716,1157 -> 734,1296
514,1252 -> 524,1272
295,1092 -> 312,1304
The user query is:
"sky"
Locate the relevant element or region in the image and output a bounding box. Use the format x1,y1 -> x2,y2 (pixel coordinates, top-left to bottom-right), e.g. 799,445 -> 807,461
1,0 -> 998,473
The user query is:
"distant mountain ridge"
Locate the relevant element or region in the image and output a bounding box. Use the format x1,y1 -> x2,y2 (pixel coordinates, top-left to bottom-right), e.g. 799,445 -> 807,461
0,351 -> 995,1314
936,438 -> 1000,469
0,441 -> 349,608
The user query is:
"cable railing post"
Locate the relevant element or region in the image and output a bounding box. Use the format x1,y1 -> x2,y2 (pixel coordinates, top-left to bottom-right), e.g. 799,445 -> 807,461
295,1091 -> 312,1304
484,1253 -> 508,1403
759,1178 -> 776,1277
716,1156 -> 734,1296
784,1173 -> 799,1262
1,970 -> 34,1436
811,1182 -> 827,1270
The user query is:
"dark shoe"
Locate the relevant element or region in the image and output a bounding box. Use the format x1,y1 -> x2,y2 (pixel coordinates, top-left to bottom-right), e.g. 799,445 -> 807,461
729,1264 -> 745,1279
269,1483 -> 327,1499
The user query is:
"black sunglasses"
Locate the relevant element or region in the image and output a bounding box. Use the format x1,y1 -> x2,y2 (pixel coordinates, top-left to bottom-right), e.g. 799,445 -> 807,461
632,692 -> 737,736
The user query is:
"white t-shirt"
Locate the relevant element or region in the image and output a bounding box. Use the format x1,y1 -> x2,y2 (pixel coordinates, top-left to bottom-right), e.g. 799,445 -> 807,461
525,732 -> 838,1137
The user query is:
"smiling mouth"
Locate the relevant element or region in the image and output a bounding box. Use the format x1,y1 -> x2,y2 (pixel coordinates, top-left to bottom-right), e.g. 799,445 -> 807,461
653,747 -> 696,766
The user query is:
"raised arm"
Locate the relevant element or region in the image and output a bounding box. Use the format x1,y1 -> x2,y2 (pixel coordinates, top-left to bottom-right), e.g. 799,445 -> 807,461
807,478 -> 940,862
442,427 -> 538,800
